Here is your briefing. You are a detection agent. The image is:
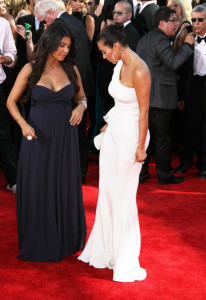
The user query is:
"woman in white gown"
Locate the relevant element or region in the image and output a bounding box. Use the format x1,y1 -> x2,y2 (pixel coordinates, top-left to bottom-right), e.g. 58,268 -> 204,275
78,23 -> 151,282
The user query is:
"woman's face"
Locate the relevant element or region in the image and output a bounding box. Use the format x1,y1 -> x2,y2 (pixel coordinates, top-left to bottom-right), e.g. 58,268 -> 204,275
169,1 -> 182,19
71,0 -> 85,12
97,41 -> 119,65
52,36 -> 71,61
0,0 -> 7,16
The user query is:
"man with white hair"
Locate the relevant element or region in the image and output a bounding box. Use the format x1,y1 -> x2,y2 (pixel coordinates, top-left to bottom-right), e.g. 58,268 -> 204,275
35,0 -> 95,183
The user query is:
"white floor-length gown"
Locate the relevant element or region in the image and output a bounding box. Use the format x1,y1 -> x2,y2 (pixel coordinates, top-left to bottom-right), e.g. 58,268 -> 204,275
78,60 -> 149,282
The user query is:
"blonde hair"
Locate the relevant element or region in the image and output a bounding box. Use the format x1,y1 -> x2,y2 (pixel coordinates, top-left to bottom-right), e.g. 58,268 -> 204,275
167,0 -> 191,21
183,0 -> 192,20
54,0 -> 66,11
9,0 -> 31,18
69,0 -> 87,15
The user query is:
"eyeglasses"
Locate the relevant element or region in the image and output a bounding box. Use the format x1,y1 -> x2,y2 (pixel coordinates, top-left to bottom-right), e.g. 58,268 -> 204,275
165,19 -> 179,23
191,18 -> 206,23
86,1 -> 92,5
112,10 -> 128,16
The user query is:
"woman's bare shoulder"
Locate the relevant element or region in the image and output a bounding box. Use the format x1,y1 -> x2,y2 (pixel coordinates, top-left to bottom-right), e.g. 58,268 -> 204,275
132,55 -> 150,81
18,63 -> 33,79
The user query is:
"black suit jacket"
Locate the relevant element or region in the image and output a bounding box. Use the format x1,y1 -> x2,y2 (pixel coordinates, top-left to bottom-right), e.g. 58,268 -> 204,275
59,12 -> 94,96
124,22 -> 140,51
136,28 -> 193,109
130,2 -> 159,36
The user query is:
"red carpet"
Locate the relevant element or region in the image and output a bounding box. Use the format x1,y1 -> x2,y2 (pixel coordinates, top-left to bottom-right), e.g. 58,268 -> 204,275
0,156 -> 206,300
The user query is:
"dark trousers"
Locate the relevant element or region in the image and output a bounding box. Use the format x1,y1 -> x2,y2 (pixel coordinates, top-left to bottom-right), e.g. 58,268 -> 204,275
0,84 -> 17,186
141,107 -> 174,180
181,75 -> 206,171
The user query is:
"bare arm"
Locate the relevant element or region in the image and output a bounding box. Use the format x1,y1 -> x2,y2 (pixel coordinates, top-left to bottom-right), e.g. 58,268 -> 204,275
6,63 -> 37,139
172,27 -> 189,53
25,30 -> 34,62
85,15 -> 95,41
70,66 -> 87,126
16,26 -> 34,62
133,59 -> 151,162
8,16 -> 17,42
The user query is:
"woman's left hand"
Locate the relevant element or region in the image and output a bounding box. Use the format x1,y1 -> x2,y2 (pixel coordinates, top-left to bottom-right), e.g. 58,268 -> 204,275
70,104 -> 84,125
135,148 -> 147,163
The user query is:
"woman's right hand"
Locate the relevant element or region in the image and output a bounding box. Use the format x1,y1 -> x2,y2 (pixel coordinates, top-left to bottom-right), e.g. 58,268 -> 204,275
16,25 -> 32,41
21,123 -> 37,139
100,124 -> 108,133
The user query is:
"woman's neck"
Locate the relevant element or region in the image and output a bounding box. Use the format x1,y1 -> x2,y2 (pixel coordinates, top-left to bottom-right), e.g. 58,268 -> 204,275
121,47 -> 133,66
45,55 -> 60,69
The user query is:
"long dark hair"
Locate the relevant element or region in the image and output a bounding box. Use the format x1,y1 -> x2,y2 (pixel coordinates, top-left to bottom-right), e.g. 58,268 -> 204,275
28,19 -> 80,94
97,22 -> 128,48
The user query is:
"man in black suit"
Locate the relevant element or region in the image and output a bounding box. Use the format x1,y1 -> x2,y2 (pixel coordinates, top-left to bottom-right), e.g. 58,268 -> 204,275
113,1 -> 140,51
35,0 -> 95,183
136,6 -> 194,184
176,5 -> 206,179
128,0 -> 159,36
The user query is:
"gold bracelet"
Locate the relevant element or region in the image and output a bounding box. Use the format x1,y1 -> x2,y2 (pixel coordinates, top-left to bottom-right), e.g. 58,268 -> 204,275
16,115 -> 22,122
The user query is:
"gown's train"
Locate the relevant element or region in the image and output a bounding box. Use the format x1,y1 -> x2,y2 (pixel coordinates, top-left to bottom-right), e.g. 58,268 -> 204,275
78,60 -> 149,282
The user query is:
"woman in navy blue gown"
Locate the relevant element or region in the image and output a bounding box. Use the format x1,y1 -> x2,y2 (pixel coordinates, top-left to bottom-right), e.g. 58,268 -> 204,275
7,21 -> 87,262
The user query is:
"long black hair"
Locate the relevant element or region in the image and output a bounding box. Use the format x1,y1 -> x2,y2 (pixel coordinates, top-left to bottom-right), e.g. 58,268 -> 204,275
28,19 -> 80,94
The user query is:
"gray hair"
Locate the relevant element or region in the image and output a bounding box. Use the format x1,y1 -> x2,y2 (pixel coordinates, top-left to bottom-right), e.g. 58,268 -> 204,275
34,0 -> 63,18
192,4 -> 206,15
115,1 -> 133,14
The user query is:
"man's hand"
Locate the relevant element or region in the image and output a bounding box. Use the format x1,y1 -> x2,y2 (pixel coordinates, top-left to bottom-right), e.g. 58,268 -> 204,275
0,54 -> 12,65
185,32 -> 195,45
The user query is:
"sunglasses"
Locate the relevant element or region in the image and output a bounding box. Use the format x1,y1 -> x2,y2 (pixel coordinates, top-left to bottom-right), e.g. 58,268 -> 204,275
112,10 -> 128,16
164,19 -> 179,23
86,1 -> 92,5
191,18 -> 206,23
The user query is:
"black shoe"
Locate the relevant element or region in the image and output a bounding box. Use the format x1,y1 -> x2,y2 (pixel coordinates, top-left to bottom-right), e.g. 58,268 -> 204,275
175,164 -> 188,174
158,176 -> 184,185
139,173 -> 150,184
199,171 -> 206,179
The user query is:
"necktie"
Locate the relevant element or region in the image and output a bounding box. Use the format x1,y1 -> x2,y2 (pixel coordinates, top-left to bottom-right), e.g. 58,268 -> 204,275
196,36 -> 206,43
135,3 -> 141,18
39,21 -> 45,30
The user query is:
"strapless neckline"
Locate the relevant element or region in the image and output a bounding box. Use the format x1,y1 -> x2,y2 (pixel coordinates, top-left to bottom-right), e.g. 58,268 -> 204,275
35,84 -> 72,93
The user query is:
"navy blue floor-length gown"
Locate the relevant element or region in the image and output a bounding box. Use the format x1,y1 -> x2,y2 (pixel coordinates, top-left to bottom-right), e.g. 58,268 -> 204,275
16,84 -> 86,261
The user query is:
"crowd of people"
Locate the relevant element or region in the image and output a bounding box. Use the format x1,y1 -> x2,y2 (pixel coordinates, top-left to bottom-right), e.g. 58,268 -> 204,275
0,0 -> 206,282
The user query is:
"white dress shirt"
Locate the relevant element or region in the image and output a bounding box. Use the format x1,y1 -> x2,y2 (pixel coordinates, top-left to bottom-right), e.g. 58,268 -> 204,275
57,11 -> 65,19
0,17 -> 17,84
35,16 -> 40,30
124,20 -> 131,27
194,35 -> 206,76
139,0 -> 154,14
133,0 -> 142,16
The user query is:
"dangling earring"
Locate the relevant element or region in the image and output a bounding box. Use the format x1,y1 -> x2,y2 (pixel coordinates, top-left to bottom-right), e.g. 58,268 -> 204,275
112,50 -> 124,62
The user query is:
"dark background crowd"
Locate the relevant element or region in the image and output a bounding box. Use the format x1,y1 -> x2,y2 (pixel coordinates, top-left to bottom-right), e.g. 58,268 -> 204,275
1,0 -> 206,194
